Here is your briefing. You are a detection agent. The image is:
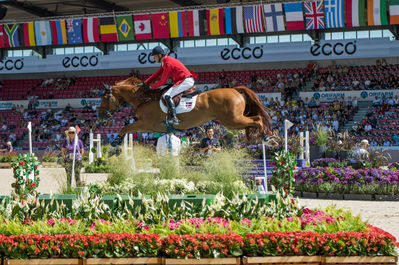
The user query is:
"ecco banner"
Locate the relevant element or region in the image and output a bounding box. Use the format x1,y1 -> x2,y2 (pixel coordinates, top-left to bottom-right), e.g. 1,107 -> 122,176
300,89 -> 399,102
0,38 -> 398,74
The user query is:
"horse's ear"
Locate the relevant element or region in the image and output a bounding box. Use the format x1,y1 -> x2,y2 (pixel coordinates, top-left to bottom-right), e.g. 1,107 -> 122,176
102,83 -> 112,94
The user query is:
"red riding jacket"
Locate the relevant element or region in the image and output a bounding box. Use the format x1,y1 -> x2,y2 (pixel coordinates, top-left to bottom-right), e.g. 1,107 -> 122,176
145,56 -> 191,90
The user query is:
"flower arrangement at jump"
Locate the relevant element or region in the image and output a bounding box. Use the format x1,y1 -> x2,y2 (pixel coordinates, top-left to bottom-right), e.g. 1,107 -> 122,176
10,154 -> 40,200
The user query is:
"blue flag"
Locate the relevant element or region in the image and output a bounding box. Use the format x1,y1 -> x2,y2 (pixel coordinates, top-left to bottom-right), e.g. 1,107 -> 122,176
66,18 -> 82,44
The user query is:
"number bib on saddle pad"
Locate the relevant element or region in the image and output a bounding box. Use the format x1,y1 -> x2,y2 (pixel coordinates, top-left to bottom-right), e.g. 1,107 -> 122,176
159,95 -> 198,114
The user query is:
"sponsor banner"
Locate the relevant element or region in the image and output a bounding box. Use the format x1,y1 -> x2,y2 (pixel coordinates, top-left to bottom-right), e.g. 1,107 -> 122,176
0,98 -> 102,110
300,89 -> 399,102
257,92 -> 282,101
1,38 -> 399,74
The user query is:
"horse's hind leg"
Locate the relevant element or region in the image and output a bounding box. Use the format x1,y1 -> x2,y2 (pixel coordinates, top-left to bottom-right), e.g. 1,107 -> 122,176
221,114 -> 263,131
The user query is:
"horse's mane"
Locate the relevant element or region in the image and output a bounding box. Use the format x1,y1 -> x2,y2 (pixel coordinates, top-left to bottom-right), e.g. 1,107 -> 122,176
113,76 -> 164,104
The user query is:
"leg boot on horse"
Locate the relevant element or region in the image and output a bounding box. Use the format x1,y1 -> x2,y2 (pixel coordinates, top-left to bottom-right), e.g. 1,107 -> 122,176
164,95 -> 180,127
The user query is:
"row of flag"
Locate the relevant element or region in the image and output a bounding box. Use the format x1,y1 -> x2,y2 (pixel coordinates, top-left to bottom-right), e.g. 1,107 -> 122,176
0,0 -> 398,48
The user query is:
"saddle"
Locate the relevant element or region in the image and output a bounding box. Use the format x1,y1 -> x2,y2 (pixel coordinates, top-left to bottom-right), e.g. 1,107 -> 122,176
161,85 -> 198,106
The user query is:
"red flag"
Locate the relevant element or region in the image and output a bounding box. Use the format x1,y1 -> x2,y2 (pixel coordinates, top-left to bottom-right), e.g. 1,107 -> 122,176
76,126 -> 81,135
134,14 -> 152,40
152,12 -> 170,39
83,17 -> 100,43
0,25 -> 6,48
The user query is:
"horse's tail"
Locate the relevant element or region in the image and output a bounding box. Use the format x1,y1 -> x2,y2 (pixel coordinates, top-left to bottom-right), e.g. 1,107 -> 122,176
233,86 -> 272,138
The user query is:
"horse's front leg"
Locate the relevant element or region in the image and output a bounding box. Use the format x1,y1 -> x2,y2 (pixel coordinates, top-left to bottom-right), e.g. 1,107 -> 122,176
111,120 -> 148,147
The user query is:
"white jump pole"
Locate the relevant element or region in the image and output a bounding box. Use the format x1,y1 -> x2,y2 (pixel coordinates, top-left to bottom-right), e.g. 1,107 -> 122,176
128,133 -> 135,170
299,131 -> 304,160
284,120 -> 294,152
305,131 -> 310,165
89,131 -> 101,164
261,141 -> 268,194
89,130 -> 94,164
27,122 -> 32,156
123,134 -> 128,158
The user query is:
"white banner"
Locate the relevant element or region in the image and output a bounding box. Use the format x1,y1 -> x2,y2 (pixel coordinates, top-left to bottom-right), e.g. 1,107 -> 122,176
300,89 -> 399,102
1,38 -> 398,74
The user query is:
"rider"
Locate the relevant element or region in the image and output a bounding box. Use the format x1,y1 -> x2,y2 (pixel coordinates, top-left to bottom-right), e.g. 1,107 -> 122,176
142,46 -> 194,126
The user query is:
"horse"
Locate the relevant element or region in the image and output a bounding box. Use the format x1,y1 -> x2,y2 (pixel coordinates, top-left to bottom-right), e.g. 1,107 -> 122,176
98,76 -> 272,146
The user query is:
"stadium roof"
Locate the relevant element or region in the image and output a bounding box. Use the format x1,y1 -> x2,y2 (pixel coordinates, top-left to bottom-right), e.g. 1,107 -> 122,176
0,0 -> 257,22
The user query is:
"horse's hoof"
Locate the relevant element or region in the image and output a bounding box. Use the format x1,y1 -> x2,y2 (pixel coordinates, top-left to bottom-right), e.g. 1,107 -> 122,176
111,135 -> 123,147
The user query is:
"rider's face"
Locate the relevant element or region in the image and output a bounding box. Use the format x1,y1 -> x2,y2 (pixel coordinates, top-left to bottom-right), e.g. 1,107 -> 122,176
153,54 -> 162,63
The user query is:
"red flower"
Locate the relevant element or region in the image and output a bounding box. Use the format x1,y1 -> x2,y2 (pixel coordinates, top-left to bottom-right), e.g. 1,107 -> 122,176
19,161 -> 25,166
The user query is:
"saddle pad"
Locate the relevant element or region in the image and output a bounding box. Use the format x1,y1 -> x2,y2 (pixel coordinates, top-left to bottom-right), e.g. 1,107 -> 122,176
160,95 -> 198,114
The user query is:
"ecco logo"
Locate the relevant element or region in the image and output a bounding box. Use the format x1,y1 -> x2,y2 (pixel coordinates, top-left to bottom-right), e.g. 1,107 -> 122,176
138,51 -> 177,64
220,46 -> 263,60
62,54 -> 99,68
310,41 -> 357,56
0,59 -> 24,71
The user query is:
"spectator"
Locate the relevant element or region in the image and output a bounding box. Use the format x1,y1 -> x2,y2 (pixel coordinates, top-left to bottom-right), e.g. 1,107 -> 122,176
62,127 -> 84,188
156,129 -> 181,158
199,127 -> 221,154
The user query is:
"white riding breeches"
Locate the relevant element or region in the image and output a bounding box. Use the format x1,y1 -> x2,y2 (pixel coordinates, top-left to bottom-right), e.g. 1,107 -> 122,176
163,77 -> 195,99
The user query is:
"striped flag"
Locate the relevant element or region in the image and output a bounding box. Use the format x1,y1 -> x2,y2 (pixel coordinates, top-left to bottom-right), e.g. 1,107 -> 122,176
346,0 -> 366,27
187,10 -> 206,36
368,0 -> 388,25
0,25 -> 5,48
23,22 -> 36,46
134,14 -> 152,40
152,12 -> 170,39
244,5 -> 265,33
206,8 -> 224,35
83,17 -> 100,43
225,6 -> 244,34
390,0 -> 399,24
4,24 -> 21,47
169,11 -> 187,38
304,1 -> 325,29
264,3 -> 285,32
99,17 -> 117,42
324,0 -> 345,28
50,20 -> 67,45
284,2 -> 305,30
34,21 -> 52,46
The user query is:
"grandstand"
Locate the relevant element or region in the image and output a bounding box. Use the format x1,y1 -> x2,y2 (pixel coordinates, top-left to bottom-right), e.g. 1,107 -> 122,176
0,0 -> 399,154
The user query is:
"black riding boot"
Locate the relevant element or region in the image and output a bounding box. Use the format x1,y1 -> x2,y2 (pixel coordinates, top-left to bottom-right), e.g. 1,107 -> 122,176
164,95 -> 180,126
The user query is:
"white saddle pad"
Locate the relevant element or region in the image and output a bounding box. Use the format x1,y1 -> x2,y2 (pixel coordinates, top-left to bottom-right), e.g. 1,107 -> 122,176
160,95 -> 198,114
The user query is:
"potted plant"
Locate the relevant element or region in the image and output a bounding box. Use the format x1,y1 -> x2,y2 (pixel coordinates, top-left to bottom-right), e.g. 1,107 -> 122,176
338,131 -> 355,161
315,128 -> 329,158
42,151 -> 58,167
0,152 -> 18,168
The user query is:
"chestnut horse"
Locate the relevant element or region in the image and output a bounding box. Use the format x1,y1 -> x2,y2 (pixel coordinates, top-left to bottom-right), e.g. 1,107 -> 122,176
98,77 -> 271,146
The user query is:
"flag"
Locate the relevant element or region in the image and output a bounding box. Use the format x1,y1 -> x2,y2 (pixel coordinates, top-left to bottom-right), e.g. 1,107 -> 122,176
324,0 -> 345,28
134,14 -> 152,40
116,15 -> 134,41
390,0 -> 399,24
284,2 -> 305,30
225,7 -> 244,34
244,5 -> 265,33
264,3 -> 285,32
0,25 -> 5,48
83,17 -> 100,43
67,18 -> 83,44
76,125 -> 81,135
169,11 -> 187,38
152,12 -> 170,39
187,10 -> 206,36
23,22 -> 36,46
346,0 -> 366,27
368,0 -> 388,25
34,21 -> 52,46
99,17 -> 117,42
50,19 -> 67,45
304,1 -> 325,29
206,8 -> 224,35
4,24 -> 21,47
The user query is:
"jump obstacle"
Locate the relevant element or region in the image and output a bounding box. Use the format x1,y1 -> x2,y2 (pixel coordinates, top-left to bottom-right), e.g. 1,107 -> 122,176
89,130 -> 102,164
